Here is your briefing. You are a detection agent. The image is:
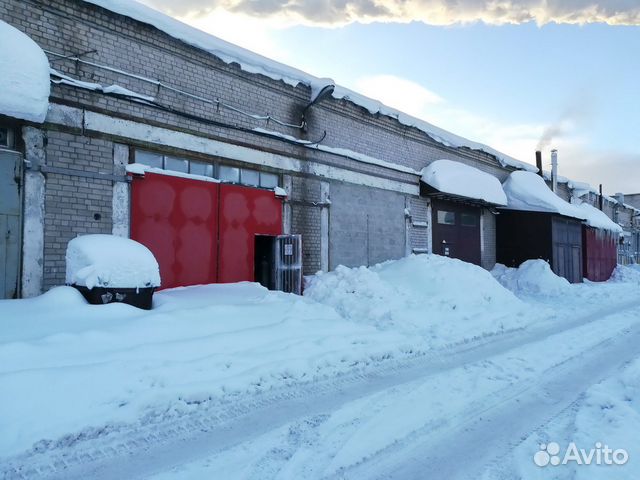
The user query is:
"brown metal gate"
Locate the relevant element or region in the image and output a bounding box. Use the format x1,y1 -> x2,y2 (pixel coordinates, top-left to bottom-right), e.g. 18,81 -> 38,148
431,199 -> 481,266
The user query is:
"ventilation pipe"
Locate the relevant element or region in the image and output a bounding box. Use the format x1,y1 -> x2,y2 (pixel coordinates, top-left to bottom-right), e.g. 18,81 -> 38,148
599,184 -> 604,210
535,151 -> 543,177
551,149 -> 558,193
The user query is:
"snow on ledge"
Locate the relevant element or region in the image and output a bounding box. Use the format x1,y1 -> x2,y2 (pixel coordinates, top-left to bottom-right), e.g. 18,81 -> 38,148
0,20 -> 50,123
575,202 -> 623,233
81,0 -> 537,174
126,163 -> 220,183
421,159 -> 508,206
66,234 -> 161,289
502,171 -> 587,220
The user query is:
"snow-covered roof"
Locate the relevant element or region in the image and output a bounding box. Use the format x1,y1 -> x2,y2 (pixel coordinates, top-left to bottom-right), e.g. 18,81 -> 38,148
66,234 -> 161,289
0,20 -> 50,123
421,160 -> 508,206
81,0 -> 536,173
502,171 -> 587,220
575,202 -> 623,233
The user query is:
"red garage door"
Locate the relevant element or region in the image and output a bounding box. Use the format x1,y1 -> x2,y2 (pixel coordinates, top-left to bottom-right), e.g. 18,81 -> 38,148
218,184 -> 283,283
130,172 -> 282,289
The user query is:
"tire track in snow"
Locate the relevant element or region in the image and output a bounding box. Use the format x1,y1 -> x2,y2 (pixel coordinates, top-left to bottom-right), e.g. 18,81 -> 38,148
344,308 -> 640,480
3,299 -> 640,480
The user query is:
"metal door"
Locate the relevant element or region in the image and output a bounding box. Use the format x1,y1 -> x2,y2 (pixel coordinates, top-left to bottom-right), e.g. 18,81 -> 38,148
0,150 -> 22,299
431,199 -> 481,266
131,171 -> 219,290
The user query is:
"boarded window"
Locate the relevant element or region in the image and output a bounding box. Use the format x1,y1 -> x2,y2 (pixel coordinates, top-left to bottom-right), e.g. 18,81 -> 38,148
437,211 -> 456,225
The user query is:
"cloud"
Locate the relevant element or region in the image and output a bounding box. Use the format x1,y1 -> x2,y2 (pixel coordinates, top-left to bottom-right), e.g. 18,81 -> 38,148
354,75 -> 443,118
140,0 -> 640,26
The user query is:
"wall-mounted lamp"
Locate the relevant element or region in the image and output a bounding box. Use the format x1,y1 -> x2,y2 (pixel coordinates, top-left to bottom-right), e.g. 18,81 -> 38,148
301,83 -> 335,131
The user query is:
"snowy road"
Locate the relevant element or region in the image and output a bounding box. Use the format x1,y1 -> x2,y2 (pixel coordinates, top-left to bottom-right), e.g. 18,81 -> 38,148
8,298 -> 640,480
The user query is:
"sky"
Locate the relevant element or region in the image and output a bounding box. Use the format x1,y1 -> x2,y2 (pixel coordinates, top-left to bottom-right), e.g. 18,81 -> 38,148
140,0 -> 639,194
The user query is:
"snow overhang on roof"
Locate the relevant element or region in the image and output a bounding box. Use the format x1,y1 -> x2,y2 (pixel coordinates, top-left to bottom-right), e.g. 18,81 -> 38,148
501,171 -> 587,221
0,20 -> 50,123
81,0 -> 538,174
420,160 -> 508,207
575,202 -> 623,233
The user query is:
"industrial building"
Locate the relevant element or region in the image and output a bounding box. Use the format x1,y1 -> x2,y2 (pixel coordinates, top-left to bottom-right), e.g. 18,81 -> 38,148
0,0 -> 639,298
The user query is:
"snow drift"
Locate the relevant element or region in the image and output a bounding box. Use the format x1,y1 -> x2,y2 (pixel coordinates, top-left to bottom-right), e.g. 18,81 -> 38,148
491,260 -> 570,296
65,234 -> 161,289
0,20 -> 50,123
305,254 -> 529,344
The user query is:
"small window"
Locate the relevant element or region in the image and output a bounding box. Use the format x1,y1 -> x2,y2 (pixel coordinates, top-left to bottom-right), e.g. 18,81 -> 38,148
461,213 -> 477,227
0,127 -> 13,148
165,156 -> 189,173
189,161 -> 214,177
241,168 -> 260,186
260,172 -> 279,189
437,211 -> 456,225
219,165 -> 240,183
136,150 -> 163,169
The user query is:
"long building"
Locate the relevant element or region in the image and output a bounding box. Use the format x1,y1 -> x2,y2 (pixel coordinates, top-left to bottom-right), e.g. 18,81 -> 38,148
0,0 -> 638,298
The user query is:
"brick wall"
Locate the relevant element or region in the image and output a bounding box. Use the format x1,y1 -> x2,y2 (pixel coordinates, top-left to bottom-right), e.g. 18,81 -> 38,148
43,131 -> 114,288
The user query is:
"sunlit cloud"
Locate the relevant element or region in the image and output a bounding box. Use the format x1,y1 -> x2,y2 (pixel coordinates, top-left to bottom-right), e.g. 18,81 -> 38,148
140,0 -> 640,27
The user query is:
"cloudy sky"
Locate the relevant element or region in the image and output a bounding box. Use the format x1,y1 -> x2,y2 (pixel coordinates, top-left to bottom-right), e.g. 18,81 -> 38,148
140,0 -> 639,194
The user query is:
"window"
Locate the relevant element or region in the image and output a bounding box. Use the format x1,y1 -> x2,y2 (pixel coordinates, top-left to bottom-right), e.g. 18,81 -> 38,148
240,168 -> 260,186
189,161 -> 214,177
165,156 -> 189,173
461,213 -> 477,227
219,165 -> 240,183
437,211 -> 456,225
0,127 -> 14,148
259,172 -> 279,188
135,150 -> 163,169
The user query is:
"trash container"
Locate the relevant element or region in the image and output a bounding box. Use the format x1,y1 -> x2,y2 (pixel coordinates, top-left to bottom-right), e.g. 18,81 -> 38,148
66,234 -> 161,310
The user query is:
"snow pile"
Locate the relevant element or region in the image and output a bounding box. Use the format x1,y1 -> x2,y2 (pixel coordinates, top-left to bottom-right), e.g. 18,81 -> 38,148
576,202 -> 623,233
305,254 -> 528,344
502,171 -> 587,220
610,264 -> 640,284
66,234 -> 161,289
0,20 -> 50,123
491,260 -> 570,296
81,0 -> 535,173
420,159 -> 507,205
0,282 -> 410,457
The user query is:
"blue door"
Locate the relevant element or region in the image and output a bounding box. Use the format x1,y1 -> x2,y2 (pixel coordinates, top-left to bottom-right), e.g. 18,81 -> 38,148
0,149 -> 21,298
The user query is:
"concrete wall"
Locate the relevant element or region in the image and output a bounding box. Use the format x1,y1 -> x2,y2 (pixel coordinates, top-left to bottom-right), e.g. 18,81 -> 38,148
329,182 -> 406,270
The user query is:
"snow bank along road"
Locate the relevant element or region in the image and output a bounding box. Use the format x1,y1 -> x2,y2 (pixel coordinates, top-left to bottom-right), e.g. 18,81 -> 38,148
6,298 -> 640,479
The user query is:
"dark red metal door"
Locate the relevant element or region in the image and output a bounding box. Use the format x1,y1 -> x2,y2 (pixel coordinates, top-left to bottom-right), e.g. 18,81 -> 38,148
431,199 -> 482,266
218,184 -> 282,283
130,172 -> 219,289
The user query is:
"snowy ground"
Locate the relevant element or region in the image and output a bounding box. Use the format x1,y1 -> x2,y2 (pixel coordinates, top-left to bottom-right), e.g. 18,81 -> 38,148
1,256 -> 640,479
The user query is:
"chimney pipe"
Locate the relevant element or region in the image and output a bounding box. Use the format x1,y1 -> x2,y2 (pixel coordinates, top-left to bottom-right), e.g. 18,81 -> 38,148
535,151 -> 543,177
599,184 -> 604,210
551,149 -> 558,193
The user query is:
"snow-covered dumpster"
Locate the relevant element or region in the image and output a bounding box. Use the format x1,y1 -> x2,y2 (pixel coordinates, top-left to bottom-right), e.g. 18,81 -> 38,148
66,234 -> 161,309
